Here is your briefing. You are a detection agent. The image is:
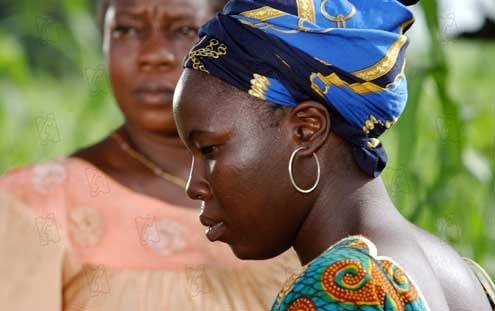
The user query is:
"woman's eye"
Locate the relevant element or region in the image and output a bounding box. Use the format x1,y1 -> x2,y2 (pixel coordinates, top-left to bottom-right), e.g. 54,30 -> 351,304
112,25 -> 139,39
175,25 -> 198,38
199,145 -> 217,158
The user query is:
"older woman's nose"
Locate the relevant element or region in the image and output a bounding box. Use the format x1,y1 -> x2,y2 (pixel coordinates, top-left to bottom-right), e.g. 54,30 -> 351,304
138,35 -> 177,72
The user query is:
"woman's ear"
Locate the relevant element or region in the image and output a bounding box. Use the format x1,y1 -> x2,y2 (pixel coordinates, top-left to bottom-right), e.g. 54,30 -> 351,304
286,101 -> 330,156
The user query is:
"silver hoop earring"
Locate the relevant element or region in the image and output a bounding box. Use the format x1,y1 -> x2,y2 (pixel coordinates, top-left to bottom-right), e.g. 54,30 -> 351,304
288,147 -> 321,194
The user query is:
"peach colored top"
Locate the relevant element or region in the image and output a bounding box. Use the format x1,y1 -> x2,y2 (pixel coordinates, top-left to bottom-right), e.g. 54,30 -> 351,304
0,157 -> 298,311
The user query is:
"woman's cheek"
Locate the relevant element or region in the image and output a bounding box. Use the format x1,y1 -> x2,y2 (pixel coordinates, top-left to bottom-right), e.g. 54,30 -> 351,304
175,37 -> 200,54
109,45 -> 136,84
206,159 -> 216,176
210,158 -> 246,201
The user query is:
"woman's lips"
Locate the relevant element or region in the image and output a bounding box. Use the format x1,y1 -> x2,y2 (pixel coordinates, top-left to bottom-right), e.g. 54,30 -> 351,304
133,87 -> 174,106
199,214 -> 227,242
205,222 -> 227,242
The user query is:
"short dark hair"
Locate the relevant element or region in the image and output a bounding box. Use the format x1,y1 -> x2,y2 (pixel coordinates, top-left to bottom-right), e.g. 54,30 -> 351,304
96,0 -> 111,36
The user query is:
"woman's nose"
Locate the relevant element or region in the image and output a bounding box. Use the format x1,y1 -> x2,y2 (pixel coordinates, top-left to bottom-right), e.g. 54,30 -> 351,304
186,159 -> 212,201
138,34 -> 177,72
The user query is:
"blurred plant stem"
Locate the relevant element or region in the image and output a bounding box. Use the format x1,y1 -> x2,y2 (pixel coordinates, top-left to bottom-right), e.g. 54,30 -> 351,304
397,0 -> 464,222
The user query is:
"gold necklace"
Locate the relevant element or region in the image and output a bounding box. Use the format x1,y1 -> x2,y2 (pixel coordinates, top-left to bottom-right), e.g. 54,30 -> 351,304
111,132 -> 187,189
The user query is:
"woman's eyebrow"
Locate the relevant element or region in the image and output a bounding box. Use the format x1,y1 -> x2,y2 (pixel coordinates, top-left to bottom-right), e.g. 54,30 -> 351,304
114,8 -> 143,19
165,13 -> 198,22
188,129 -> 215,141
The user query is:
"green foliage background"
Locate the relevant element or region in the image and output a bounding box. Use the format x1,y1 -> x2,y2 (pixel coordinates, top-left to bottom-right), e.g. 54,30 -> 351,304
0,1 -> 494,276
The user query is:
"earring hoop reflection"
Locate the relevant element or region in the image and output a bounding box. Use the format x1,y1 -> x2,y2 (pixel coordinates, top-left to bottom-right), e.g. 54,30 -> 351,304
288,147 -> 321,194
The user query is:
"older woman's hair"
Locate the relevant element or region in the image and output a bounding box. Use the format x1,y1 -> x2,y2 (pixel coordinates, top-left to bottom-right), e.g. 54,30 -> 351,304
96,0 -> 228,35
96,0 -> 111,35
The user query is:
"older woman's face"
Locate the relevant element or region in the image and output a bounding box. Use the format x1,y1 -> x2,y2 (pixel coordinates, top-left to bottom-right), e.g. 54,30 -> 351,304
103,0 -> 212,133
173,70 -> 310,260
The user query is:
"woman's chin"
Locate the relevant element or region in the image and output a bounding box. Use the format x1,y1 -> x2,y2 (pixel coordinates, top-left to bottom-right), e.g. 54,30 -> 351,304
125,107 -> 177,134
229,243 -> 286,261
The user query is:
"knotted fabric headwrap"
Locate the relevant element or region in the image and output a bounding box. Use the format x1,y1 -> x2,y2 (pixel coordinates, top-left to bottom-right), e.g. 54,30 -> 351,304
184,0 -> 417,177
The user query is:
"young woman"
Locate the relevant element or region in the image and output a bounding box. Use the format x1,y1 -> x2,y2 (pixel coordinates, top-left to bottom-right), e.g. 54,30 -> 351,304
0,0 -> 297,310
173,0 -> 495,310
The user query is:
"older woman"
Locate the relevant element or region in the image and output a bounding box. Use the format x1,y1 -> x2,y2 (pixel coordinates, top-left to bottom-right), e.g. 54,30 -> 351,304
173,0 -> 495,310
0,0 -> 297,310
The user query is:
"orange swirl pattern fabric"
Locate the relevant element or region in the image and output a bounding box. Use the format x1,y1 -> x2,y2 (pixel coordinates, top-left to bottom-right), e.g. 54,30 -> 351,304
272,236 -> 430,311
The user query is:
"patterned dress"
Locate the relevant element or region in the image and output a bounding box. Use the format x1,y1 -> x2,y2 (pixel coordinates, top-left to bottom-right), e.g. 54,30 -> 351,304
272,236 -> 430,311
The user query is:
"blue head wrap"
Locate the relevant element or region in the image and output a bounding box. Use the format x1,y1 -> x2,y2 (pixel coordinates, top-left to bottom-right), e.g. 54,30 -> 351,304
184,0 -> 417,177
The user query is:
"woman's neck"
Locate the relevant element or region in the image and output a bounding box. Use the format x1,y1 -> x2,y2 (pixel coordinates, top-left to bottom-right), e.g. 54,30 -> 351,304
292,174 -> 402,266
120,123 -> 191,177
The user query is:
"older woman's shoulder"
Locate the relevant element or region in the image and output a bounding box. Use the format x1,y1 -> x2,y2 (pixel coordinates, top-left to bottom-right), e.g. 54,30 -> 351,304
0,156 -> 112,200
0,157 -> 101,229
271,235 -> 430,311
0,158 -> 71,204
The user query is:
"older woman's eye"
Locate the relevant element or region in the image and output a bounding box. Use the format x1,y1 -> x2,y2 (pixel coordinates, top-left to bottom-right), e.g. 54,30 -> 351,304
112,25 -> 139,39
175,25 -> 198,38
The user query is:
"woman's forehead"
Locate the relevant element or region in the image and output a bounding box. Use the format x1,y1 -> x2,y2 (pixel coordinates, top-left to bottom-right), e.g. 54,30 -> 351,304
112,0 -> 208,11
177,77 -> 224,116
175,71 -> 254,129
177,71 -> 242,109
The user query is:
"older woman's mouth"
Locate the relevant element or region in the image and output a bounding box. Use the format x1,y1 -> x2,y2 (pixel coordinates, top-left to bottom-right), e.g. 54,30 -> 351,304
133,84 -> 174,106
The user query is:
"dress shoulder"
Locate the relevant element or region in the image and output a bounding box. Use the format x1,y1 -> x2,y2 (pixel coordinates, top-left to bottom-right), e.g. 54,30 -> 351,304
271,236 -> 430,311
0,159 -> 68,204
464,258 -> 495,310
